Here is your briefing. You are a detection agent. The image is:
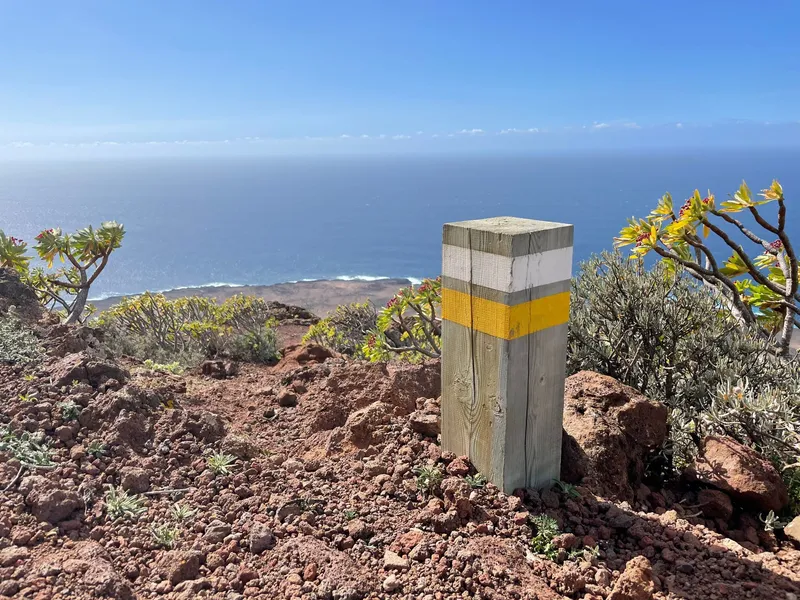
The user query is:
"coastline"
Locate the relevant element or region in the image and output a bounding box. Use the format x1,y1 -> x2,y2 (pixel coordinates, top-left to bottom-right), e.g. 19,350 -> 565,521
90,277 -> 416,317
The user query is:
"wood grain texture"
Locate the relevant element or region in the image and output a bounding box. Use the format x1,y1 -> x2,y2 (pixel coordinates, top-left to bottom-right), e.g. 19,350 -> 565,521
443,217 -> 574,256
441,217 -> 572,493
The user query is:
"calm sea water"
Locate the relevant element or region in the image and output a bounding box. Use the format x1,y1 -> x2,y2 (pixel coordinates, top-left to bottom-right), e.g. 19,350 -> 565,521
0,150 -> 798,300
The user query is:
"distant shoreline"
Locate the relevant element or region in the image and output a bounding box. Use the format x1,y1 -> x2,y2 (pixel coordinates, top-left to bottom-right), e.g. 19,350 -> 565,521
90,278 -> 417,317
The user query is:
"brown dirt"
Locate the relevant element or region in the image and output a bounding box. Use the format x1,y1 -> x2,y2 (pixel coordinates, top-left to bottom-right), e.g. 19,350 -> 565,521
1,324 -> 799,599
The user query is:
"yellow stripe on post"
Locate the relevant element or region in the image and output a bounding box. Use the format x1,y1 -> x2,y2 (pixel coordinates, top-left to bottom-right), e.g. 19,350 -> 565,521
441,287 -> 570,340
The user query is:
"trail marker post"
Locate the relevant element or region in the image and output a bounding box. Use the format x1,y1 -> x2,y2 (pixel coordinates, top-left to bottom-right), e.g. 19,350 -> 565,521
441,217 -> 573,492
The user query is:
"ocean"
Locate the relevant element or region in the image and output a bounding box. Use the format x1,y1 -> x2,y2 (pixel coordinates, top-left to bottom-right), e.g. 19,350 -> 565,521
1,149 -> 798,300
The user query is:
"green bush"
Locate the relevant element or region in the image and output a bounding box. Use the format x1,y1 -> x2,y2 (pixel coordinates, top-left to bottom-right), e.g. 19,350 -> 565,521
569,252 -> 800,476
227,325 -> 279,363
302,301 -> 377,356
97,293 -> 280,365
362,277 -> 441,362
0,316 -> 41,364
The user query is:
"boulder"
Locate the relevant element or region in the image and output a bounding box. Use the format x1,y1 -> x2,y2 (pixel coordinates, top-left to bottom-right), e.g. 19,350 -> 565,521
22,476 -> 82,524
343,402 -> 394,447
409,411 -> 440,437
608,556 -> 655,600
201,359 -> 238,379
60,541 -> 133,599
203,519 -> 231,543
561,371 -> 668,501
686,435 -> 788,513
785,516 -> 800,546
120,467 -> 151,494
697,489 -> 734,521
0,267 -> 41,322
249,523 -> 276,553
51,351 -> 129,388
157,550 -> 201,585
274,344 -> 333,373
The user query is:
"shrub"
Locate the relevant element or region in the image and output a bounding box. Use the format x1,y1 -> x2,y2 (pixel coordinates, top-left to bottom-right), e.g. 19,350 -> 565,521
569,252 -> 796,411
170,503 -> 198,522
97,293 -> 280,365
0,316 -> 41,364
57,400 -> 81,421
414,464 -> 443,497
142,359 -> 184,375
701,379 -> 800,486
207,451 -> 237,475
529,514 -> 560,559
615,181 -> 798,355
363,278 -> 442,362
104,486 -> 147,520
302,301 -> 377,356
1,222 -> 124,324
227,325 -> 279,363
570,251 -> 800,484
151,524 -> 180,548
0,425 -> 53,466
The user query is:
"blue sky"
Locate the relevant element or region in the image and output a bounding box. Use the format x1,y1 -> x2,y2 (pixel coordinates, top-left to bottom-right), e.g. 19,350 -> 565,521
2,0 -> 799,157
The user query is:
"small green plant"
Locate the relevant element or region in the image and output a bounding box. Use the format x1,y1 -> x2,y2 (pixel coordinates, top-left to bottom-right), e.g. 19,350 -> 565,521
22,373 -> 35,382
0,425 -> 53,465
414,465 -> 443,497
552,479 -> 581,499
170,503 -> 198,522
143,359 -> 184,375
151,523 -> 181,548
18,392 -> 37,403
86,440 -> 107,458
465,473 -> 488,489
303,301 -> 377,356
227,323 -> 280,363
529,514 -> 560,559
785,468 -> 800,516
0,316 -> 42,364
57,400 -> 81,421
760,510 -> 786,532
343,509 -> 359,520
568,545 -> 600,562
362,278 -> 442,362
104,486 -> 147,520
207,451 -> 237,475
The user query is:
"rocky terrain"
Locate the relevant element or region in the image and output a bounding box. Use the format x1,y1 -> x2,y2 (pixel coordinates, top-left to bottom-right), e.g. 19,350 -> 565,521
1,273 -> 800,599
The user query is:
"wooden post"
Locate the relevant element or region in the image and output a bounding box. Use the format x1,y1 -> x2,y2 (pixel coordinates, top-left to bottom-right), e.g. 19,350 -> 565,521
441,217 -> 573,492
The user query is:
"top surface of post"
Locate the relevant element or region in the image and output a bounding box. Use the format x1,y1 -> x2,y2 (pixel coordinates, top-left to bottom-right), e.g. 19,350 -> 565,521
443,216 -> 573,257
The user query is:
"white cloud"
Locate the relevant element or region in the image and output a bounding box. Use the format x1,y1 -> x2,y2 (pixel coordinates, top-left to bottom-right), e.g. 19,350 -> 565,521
392,134 -> 411,140
360,134 -> 370,139
592,122 -> 610,129
431,134 -> 440,138
416,130 -> 424,135
458,128 -> 484,135
676,122 -> 684,129
340,134 -> 351,139
499,127 -> 539,134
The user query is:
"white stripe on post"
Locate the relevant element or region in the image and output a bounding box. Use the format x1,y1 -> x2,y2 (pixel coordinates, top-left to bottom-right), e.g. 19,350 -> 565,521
442,244 -> 574,292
